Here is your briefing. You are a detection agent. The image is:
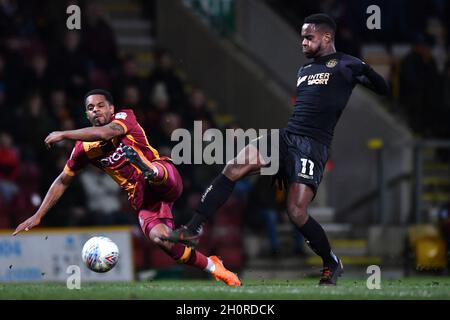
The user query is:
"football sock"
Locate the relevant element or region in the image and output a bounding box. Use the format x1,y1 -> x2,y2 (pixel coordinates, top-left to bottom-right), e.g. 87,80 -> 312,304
169,242 -> 186,261
170,243 -> 208,269
204,257 -> 216,273
297,216 -> 338,267
186,249 -> 208,270
187,174 -> 236,234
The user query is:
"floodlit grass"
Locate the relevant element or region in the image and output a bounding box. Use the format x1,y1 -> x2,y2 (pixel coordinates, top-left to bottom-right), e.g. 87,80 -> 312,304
1,277 -> 450,300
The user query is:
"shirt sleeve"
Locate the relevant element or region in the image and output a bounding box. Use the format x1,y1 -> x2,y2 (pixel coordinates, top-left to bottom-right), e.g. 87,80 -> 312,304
64,141 -> 89,176
339,54 -> 362,84
111,109 -> 137,135
356,65 -> 389,95
340,55 -> 389,95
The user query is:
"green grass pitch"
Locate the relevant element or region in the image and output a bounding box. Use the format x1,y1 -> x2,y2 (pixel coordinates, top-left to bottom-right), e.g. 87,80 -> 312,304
1,278 -> 450,299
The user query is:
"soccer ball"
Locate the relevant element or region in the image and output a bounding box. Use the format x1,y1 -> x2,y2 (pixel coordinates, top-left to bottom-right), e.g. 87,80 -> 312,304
81,236 -> 119,273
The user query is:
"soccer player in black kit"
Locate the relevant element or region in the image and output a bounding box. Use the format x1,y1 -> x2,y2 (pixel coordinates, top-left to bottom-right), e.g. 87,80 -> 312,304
160,13 -> 389,285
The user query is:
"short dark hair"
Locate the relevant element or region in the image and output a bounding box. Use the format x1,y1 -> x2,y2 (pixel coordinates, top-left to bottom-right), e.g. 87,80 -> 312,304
84,89 -> 114,105
304,13 -> 336,37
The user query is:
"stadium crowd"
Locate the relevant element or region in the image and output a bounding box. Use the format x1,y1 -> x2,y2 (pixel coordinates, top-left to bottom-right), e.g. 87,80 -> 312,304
0,0 -> 247,272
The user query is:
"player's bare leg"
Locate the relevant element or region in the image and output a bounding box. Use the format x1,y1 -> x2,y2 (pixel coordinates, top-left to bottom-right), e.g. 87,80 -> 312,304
161,143 -> 266,246
223,142 -> 267,180
286,183 -> 343,285
149,223 -> 241,286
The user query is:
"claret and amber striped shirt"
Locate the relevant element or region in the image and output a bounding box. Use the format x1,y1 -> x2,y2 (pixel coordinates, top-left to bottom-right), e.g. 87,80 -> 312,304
64,109 -> 160,209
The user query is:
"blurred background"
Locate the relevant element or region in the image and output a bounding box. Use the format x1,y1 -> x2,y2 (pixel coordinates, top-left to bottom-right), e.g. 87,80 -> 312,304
0,0 -> 449,281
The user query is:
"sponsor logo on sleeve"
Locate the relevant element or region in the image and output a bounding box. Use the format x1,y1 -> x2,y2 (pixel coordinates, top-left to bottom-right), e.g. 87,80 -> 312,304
115,112 -> 127,120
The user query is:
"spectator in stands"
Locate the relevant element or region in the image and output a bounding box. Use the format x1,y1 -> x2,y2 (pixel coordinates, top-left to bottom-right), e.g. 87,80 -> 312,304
335,24 -> 360,58
79,166 -> 128,225
0,38 -> 27,106
24,53 -> 54,100
10,159 -> 42,228
0,55 -> 6,98
144,82 -> 172,133
18,92 -> 56,158
0,66 -> 17,135
122,85 -> 144,112
157,111 -> 182,157
0,0 -> 20,39
445,1 -> 450,48
123,85 -> 142,107
0,132 -> 20,202
399,33 -> 441,136
48,89 -> 73,125
147,49 -> 186,110
183,88 -> 215,130
114,55 -> 145,98
49,31 -> 90,100
82,2 -> 119,75
0,56 -> 21,137
34,1 -> 71,45
405,1 -> 436,41
440,59 -> 450,138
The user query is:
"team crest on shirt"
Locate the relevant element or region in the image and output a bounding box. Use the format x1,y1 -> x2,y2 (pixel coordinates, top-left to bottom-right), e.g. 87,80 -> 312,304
326,59 -> 338,68
115,112 -> 127,120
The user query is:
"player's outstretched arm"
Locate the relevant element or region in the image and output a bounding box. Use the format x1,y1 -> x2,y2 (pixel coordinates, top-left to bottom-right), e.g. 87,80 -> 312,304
45,122 -> 125,148
347,61 -> 389,95
12,171 -> 73,236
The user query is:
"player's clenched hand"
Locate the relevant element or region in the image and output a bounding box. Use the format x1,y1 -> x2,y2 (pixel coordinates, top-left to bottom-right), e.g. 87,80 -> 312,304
13,215 -> 41,236
45,131 -> 65,149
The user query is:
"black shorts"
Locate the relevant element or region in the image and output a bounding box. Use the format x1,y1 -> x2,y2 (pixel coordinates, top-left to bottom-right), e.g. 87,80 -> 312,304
254,128 -> 329,194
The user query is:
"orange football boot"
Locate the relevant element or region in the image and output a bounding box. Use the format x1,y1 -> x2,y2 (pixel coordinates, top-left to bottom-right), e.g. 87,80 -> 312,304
210,256 -> 241,286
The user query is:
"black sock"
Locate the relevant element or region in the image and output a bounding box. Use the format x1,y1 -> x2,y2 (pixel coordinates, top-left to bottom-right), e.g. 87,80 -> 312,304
297,216 -> 337,267
187,174 -> 236,234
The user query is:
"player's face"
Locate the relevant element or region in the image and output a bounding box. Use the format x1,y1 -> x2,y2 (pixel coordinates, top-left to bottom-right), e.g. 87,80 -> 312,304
301,24 -> 324,58
85,95 -> 114,126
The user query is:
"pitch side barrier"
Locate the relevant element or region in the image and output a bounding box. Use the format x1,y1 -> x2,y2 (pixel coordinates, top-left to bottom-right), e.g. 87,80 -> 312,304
0,226 -> 134,282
